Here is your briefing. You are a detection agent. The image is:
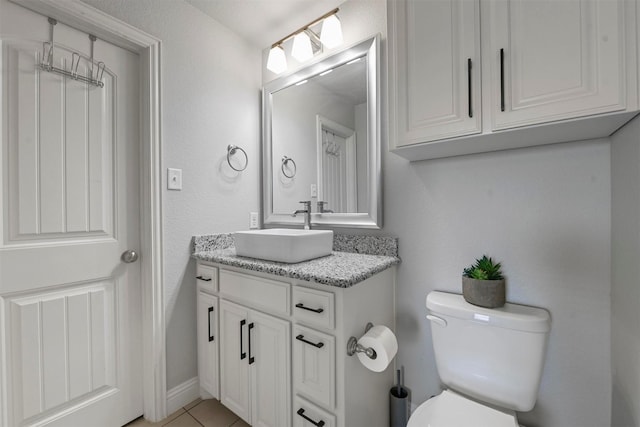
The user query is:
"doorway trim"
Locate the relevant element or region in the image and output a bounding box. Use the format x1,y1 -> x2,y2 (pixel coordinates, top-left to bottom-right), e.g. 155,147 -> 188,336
316,115 -> 357,212
8,0 -> 167,421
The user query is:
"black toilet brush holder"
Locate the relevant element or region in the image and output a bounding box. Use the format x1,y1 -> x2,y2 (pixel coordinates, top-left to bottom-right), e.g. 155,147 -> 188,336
390,367 -> 410,427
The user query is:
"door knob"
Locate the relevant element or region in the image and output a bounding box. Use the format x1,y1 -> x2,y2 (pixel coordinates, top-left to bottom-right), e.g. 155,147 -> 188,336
122,250 -> 139,263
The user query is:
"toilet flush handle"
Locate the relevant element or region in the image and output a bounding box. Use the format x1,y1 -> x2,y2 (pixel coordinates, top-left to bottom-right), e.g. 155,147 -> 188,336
426,314 -> 447,327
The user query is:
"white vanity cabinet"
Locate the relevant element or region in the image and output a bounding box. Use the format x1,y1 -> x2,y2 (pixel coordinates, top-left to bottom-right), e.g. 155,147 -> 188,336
195,260 -> 396,427
217,269 -> 291,427
388,0 -> 638,160
219,299 -> 290,427
289,268 -> 395,427
196,264 -> 219,399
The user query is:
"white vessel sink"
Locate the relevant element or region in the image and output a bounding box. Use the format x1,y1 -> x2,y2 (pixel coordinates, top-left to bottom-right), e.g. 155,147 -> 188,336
234,228 -> 334,263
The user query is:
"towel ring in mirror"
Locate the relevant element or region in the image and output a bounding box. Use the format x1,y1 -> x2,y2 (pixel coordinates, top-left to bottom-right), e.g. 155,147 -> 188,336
227,144 -> 248,171
281,156 -> 297,178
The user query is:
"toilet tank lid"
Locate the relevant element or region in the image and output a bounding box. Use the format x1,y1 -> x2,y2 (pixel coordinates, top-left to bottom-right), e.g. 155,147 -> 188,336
426,291 -> 551,333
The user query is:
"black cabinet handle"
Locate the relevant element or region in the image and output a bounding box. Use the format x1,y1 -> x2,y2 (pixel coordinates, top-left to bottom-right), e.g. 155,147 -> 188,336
248,322 -> 255,365
500,48 -> 505,112
208,307 -> 214,342
196,275 -> 212,282
296,334 -> 324,349
297,408 -> 325,427
240,319 -> 246,360
295,303 -> 324,314
467,58 -> 473,118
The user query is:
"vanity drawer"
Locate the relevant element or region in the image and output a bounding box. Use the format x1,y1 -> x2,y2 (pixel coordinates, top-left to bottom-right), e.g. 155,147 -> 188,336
293,324 -> 335,410
293,286 -> 335,330
293,395 -> 336,427
219,269 -> 290,316
196,263 -> 218,292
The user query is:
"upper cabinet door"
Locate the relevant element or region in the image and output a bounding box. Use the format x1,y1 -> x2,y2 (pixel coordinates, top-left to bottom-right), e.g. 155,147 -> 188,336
486,0 -> 626,130
389,0 -> 481,147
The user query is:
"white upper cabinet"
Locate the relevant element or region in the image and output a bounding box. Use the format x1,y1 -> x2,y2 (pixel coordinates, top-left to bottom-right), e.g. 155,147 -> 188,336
388,0 -> 638,160
388,0 -> 481,145
487,0 -> 627,130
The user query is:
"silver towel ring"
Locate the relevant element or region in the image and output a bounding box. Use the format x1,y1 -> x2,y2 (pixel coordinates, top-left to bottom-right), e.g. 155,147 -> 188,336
227,145 -> 248,172
281,156 -> 297,178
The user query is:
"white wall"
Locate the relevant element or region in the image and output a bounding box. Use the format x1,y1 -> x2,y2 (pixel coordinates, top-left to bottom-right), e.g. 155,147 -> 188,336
387,140 -> 612,427
611,115 -> 640,427
264,1 -> 613,426
80,0 -> 261,391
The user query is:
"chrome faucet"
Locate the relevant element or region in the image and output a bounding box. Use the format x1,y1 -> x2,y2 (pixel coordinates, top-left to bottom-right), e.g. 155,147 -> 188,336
292,200 -> 312,230
317,201 -> 334,213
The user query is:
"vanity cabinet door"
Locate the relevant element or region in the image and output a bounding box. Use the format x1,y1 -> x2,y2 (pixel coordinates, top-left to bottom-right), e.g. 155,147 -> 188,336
293,325 -> 335,410
197,290 -> 218,399
388,0 -> 481,147
220,299 -> 291,427
485,0 -> 626,130
250,310 -> 291,427
220,300 -> 251,424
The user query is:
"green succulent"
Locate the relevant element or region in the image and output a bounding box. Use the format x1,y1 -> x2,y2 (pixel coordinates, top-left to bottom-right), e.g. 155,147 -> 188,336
463,255 -> 504,280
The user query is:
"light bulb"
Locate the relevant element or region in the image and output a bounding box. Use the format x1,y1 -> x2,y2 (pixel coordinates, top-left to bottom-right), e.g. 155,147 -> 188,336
320,15 -> 343,49
291,32 -> 313,62
267,45 -> 287,74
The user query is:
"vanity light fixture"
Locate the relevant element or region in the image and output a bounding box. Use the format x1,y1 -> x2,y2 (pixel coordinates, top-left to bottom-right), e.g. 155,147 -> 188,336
266,44 -> 287,74
291,31 -> 314,62
266,8 -> 343,74
320,14 -> 343,48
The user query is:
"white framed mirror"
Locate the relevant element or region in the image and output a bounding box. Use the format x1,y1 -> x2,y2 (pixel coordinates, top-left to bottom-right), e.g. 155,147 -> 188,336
262,35 -> 381,229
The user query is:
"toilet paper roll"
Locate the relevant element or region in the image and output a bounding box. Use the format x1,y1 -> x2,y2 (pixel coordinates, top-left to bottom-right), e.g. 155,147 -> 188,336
356,325 -> 398,372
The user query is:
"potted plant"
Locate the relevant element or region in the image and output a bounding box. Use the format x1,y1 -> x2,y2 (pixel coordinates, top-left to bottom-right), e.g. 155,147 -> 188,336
462,255 -> 506,308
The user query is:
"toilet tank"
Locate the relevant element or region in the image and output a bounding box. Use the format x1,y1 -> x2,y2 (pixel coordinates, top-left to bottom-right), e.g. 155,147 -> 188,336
426,291 -> 551,412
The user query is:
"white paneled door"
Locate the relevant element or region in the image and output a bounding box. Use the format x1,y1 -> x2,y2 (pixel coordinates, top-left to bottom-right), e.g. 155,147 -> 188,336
0,5 -> 142,427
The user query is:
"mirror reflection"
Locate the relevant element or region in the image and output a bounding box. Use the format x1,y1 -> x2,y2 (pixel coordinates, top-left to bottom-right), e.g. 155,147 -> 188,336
271,58 -> 367,214
262,35 -> 381,229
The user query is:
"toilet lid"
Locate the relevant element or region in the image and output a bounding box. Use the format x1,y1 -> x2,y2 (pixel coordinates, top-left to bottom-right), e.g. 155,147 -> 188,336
407,390 -> 519,427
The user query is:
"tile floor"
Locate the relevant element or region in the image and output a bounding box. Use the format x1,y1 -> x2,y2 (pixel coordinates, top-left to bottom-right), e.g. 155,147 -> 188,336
125,399 -> 249,427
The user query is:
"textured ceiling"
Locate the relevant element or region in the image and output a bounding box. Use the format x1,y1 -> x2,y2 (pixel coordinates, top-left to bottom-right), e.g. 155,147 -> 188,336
185,0 -> 345,49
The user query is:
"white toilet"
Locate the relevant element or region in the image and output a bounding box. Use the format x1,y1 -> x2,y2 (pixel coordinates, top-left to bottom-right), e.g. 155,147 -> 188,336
407,291 -> 551,427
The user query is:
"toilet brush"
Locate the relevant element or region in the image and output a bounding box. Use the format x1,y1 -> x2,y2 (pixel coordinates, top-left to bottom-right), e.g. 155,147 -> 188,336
390,366 -> 409,427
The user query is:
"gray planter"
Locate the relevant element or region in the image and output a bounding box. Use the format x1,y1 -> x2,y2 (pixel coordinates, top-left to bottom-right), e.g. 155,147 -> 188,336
462,276 -> 506,308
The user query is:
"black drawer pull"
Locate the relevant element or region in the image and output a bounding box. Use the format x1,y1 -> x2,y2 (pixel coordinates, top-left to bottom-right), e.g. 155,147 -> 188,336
500,48 -> 505,112
248,322 -> 255,365
296,334 -> 324,349
297,408 -> 325,427
208,306 -> 214,342
295,303 -> 324,314
196,275 -> 212,282
467,58 -> 473,118
240,319 -> 246,360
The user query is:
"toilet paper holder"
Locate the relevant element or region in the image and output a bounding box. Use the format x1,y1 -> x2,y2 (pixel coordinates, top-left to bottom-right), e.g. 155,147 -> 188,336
346,322 -> 377,359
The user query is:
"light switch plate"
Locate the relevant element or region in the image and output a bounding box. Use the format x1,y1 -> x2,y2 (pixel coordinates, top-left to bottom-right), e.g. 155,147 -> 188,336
167,168 -> 182,190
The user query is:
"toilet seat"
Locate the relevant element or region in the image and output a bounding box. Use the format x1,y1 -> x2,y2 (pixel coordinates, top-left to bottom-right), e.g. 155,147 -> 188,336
407,390 -> 519,427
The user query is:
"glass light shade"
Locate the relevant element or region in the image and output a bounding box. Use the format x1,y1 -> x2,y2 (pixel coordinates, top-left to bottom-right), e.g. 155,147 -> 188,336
291,32 -> 313,62
267,45 -> 287,74
320,15 -> 343,49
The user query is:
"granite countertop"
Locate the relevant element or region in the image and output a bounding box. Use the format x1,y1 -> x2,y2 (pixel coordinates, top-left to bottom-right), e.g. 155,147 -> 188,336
192,233 -> 400,288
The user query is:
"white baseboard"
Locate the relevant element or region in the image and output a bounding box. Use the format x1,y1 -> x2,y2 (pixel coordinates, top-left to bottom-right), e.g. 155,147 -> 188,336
166,377 -> 200,415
